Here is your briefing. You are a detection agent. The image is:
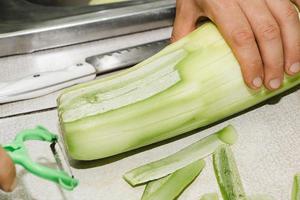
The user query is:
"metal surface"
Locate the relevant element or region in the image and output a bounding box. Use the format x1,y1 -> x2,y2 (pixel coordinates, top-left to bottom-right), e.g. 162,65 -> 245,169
86,39 -> 169,73
50,141 -> 76,179
0,0 -> 175,57
0,90 -> 299,199
28,0 -> 132,6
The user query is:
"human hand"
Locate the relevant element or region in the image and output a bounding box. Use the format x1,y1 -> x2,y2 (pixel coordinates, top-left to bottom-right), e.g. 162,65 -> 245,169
0,147 -> 16,192
172,0 -> 300,90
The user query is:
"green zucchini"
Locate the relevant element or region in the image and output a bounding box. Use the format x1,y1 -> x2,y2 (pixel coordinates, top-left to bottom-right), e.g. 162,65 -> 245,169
141,160 -> 205,200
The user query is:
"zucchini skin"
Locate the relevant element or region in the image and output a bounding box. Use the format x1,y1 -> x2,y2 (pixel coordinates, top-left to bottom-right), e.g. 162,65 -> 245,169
141,160 -> 205,200
213,145 -> 247,200
123,125 -> 237,186
58,21 -> 300,160
292,174 -> 300,200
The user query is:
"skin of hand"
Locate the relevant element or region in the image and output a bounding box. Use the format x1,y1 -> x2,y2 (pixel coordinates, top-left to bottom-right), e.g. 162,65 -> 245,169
172,0 -> 300,90
0,147 -> 16,192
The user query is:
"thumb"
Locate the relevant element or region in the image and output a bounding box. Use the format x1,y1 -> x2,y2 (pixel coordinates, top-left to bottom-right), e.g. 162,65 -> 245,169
0,147 -> 16,192
171,0 -> 201,43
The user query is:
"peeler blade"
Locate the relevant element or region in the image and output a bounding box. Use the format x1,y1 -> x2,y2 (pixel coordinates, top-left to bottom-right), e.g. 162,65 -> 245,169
50,140 -> 75,179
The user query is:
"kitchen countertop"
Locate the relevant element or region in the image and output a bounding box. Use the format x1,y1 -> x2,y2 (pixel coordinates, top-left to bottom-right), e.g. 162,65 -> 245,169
0,28 -> 300,200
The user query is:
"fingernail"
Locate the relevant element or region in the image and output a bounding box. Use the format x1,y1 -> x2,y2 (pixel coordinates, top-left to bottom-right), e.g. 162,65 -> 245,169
269,78 -> 281,89
289,62 -> 300,74
252,77 -> 263,88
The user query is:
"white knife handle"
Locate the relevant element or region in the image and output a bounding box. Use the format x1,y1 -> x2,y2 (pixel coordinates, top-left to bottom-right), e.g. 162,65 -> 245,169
0,62 -> 96,104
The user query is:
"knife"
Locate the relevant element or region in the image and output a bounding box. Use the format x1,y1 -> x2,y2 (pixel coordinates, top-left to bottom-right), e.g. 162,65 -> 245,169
0,39 -> 169,104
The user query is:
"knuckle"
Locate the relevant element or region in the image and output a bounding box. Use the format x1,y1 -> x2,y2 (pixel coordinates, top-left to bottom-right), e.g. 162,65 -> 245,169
216,0 -> 235,8
266,60 -> 284,71
248,59 -> 263,70
272,57 -> 285,68
258,23 -> 280,41
276,60 -> 285,69
231,28 -> 255,47
203,0 -> 235,13
284,5 -> 299,20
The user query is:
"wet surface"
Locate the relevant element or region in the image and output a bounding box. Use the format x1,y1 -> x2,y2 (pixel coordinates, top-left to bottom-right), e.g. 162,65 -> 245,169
0,0 -> 155,33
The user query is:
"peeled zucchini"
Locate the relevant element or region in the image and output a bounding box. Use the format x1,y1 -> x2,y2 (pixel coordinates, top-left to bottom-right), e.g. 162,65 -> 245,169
58,16 -> 300,160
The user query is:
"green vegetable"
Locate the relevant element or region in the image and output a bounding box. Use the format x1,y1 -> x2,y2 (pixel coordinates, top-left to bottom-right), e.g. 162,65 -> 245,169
58,17 -> 300,161
248,194 -> 274,200
141,160 -> 205,200
292,174 -> 300,200
123,125 -> 237,186
213,145 -> 247,200
200,193 -> 219,200
142,175 -> 170,199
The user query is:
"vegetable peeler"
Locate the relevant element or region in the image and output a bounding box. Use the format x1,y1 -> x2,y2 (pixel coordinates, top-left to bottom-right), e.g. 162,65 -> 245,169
3,126 -> 79,190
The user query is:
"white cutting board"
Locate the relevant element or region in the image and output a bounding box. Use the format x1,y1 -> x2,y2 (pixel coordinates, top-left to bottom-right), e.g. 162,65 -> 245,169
0,89 -> 299,200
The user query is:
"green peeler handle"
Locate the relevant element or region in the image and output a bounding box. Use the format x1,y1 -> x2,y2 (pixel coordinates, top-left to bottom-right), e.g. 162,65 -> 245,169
3,126 -> 79,190
13,157 -> 78,190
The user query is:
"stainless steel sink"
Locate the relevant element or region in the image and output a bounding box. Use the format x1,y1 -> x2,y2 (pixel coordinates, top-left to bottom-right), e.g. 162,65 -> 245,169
26,0 -> 130,6
26,0 -> 91,6
0,0 -> 175,57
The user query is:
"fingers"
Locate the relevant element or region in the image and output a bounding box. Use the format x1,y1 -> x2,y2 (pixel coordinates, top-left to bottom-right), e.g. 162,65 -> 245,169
203,0 -> 264,89
173,0 -> 299,90
265,0 -> 300,76
238,0 -> 284,90
0,147 -> 16,192
171,0 -> 202,42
